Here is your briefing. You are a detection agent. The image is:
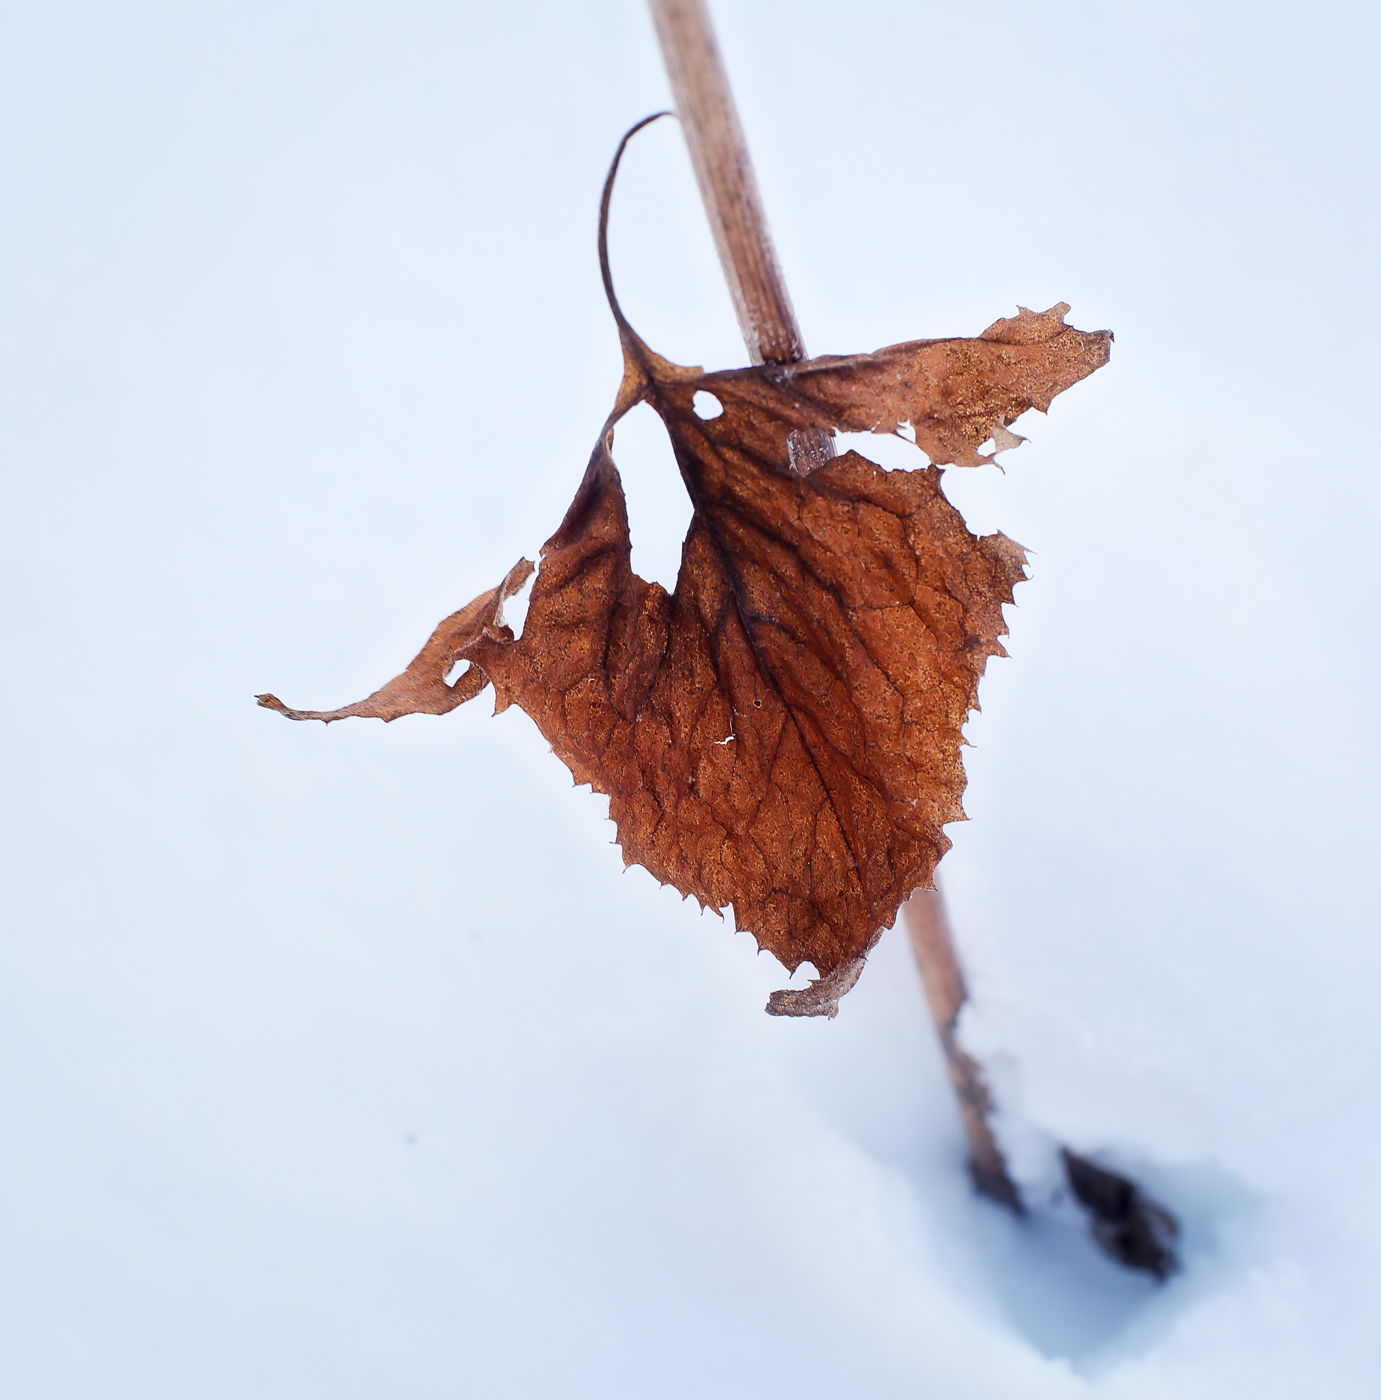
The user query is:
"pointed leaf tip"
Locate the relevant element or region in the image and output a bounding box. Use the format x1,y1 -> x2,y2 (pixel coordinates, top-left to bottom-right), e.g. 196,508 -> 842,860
257,558 -> 533,724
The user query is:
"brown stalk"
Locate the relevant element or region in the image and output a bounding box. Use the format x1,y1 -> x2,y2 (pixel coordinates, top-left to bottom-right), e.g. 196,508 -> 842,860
906,889 -> 1178,1277
903,889 -> 1022,1209
647,0 -> 803,366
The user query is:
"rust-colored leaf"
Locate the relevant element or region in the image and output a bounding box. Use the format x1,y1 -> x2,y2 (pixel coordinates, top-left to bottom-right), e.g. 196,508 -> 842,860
256,559 -> 532,722
260,138 -> 1110,1016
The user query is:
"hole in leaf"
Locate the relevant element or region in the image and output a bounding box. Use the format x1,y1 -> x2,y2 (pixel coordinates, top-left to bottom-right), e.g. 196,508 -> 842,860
832,431 -> 929,472
609,401 -> 693,592
441,568 -> 535,686
693,390 -> 723,420
500,567 -> 534,640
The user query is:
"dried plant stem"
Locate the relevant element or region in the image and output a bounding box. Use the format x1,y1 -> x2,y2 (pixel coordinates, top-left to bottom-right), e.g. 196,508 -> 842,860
646,0 -> 804,366
905,889 -> 1180,1273
903,889 -> 1022,1210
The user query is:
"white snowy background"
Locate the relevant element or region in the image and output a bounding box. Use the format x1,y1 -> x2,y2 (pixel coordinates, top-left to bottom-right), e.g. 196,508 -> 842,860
2,0 -> 1378,1394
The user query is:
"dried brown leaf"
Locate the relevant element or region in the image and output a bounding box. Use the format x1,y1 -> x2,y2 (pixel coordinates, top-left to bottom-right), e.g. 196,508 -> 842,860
256,558 -> 533,722
260,135 -> 1110,1016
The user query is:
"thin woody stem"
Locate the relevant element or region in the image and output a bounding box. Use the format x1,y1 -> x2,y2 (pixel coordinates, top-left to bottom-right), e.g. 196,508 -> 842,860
646,0 -> 805,366
903,889 -> 1022,1210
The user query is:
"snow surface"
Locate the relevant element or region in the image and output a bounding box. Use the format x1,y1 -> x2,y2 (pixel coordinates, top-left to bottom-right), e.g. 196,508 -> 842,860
2,0 -> 1378,1395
